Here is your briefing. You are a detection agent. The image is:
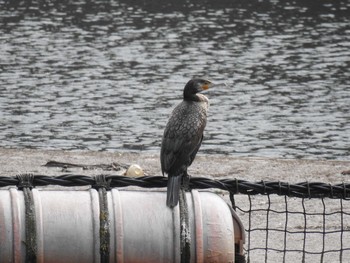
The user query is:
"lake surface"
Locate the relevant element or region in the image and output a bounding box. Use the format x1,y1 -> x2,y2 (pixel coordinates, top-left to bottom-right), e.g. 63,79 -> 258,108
0,0 -> 349,160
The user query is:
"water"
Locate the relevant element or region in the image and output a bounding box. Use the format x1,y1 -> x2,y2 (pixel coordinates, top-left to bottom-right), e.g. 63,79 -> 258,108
0,0 -> 349,160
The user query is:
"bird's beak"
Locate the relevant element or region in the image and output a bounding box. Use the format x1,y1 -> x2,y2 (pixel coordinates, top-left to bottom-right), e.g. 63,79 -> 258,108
202,81 -> 213,91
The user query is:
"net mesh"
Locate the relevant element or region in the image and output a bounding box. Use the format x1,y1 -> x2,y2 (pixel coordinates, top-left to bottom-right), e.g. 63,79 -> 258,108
232,194 -> 350,263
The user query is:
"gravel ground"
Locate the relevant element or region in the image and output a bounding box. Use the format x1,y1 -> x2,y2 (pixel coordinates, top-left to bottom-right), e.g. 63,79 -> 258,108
1,148 -> 349,262
0,148 -> 349,181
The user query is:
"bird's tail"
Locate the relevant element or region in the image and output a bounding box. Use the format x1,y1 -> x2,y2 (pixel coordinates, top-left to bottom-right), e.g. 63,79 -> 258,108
166,175 -> 181,208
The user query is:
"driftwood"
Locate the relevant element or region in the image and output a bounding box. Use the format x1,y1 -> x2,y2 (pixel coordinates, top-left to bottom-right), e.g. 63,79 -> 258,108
44,161 -> 129,171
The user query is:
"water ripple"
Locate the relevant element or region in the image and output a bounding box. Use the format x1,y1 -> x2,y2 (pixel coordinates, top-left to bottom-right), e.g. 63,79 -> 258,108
0,0 -> 349,159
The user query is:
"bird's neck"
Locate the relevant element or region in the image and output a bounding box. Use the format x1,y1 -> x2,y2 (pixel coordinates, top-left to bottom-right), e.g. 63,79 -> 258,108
184,94 -> 208,103
184,93 -> 208,103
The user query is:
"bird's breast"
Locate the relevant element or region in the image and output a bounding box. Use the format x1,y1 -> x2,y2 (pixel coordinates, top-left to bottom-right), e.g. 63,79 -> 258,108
165,100 -> 207,137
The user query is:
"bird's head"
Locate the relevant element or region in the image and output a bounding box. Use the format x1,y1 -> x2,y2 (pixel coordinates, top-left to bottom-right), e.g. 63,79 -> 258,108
183,79 -> 213,101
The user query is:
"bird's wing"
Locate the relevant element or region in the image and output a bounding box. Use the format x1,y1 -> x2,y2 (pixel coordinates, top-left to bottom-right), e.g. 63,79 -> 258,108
189,134 -> 203,166
161,104 -> 206,175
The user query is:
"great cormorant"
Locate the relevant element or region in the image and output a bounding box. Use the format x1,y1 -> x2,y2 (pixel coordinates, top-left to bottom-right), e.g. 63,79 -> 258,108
160,79 -> 212,208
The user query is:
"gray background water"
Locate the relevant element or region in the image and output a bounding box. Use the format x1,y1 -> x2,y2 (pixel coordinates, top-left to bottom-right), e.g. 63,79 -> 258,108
0,0 -> 349,160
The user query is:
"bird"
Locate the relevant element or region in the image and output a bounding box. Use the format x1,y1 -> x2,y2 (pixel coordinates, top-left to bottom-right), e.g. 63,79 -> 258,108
160,78 -> 212,208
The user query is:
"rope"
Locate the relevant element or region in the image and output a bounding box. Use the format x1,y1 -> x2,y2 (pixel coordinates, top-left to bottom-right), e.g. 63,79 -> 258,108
17,173 -> 37,263
179,188 -> 191,263
93,175 -> 111,263
0,175 -> 348,199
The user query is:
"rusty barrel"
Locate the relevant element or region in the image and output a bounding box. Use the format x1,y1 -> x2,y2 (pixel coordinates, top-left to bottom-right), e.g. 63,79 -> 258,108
0,189 -> 245,263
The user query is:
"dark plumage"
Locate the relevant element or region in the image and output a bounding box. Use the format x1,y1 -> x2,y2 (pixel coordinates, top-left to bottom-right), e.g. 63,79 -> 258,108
161,79 -> 212,208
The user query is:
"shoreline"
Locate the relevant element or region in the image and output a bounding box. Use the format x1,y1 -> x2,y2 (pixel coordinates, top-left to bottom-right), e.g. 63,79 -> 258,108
0,147 -> 349,184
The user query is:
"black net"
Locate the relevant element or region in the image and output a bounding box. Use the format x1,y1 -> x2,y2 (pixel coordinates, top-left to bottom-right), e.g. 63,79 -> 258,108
232,194 -> 350,263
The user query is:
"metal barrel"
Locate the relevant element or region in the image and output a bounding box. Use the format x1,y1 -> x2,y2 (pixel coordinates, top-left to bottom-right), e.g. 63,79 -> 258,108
0,189 -> 245,263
